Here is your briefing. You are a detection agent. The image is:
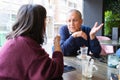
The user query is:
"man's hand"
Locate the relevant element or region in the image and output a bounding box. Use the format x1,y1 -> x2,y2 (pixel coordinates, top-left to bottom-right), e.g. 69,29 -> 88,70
90,22 -> 103,40
72,31 -> 87,40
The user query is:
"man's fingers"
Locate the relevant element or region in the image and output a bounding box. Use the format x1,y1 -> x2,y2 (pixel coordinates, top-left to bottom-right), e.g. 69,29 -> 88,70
93,22 -> 98,28
97,23 -> 104,30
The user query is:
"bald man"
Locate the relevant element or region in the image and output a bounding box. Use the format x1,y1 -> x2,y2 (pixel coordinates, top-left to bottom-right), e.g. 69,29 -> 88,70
59,9 -> 103,58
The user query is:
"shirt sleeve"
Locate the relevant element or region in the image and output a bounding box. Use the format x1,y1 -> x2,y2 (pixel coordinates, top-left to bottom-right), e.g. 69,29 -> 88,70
27,51 -> 64,80
83,26 -> 101,58
89,37 -> 101,58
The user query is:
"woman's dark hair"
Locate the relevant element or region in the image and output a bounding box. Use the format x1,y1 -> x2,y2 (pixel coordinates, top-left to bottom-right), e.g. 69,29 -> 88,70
6,4 -> 47,45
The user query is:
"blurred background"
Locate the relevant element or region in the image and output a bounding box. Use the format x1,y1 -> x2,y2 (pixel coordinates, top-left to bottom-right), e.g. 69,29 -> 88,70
0,0 -> 120,54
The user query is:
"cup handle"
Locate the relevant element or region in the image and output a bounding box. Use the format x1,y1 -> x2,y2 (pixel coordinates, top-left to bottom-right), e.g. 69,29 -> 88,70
77,50 -> 81,54
93,65 -> 98,72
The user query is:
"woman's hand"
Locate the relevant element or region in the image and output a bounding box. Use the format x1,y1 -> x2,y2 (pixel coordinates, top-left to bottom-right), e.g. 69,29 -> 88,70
54,35 -> 62,52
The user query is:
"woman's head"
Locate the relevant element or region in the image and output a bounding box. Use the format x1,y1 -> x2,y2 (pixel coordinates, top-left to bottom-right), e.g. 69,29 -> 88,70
7,4 -> 47,44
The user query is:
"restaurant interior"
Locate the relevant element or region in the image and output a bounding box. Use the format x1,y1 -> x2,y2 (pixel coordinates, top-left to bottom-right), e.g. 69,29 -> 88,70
0,0 -> 120,80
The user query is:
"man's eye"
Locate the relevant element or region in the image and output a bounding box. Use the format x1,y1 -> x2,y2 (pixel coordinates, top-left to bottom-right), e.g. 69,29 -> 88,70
73,19 -> 77,22
68,20 -> 71,22
67,19 -> 77,22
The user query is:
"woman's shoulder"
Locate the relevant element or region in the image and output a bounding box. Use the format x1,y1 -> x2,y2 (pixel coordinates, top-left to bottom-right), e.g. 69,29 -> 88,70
1,36 -> 38,53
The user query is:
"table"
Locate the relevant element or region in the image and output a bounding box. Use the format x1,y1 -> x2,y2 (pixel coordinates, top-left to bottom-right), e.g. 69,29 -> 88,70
99,40 -> 120,52
62,56 -> 118,80
99,40 -> 120,46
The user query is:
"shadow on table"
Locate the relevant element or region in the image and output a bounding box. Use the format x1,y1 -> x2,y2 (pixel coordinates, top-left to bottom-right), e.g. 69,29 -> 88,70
64,65 -> 76,73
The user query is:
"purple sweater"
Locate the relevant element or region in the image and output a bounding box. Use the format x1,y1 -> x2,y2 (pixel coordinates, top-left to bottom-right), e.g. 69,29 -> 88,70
0,36 -> 63,80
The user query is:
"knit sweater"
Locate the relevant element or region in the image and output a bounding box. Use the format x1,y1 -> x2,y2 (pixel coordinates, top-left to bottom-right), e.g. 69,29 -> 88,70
59,25 -> 101,58
0,36 -> 63,80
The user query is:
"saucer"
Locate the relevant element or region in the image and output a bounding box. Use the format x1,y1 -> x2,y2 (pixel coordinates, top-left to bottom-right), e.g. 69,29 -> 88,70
76,55 -> 91,60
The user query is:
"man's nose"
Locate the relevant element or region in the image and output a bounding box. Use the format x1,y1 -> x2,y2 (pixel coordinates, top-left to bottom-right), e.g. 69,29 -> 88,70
70,21 -> 74,25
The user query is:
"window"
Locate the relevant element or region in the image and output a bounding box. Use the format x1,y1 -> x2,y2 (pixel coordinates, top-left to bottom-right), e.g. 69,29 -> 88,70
0,0 -> 82,47
0,0 -> 30,46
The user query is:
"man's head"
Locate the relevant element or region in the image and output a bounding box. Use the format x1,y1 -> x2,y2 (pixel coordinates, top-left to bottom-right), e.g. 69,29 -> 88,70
66,9 -> 83,33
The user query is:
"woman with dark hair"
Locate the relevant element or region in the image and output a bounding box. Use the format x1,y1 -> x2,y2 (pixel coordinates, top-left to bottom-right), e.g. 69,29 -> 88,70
0,4 -> 63,80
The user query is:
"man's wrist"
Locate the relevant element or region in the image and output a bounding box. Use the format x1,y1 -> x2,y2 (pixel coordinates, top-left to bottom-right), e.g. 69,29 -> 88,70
90,34 -> 95,40
72,33 -> 77,38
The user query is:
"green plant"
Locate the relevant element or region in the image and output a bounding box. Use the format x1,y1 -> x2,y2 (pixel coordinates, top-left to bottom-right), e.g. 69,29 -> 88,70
104,0 -> 120,37
104,10 -> 120,36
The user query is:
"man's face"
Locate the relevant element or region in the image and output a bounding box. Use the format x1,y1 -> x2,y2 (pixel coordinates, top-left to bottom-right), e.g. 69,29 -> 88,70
66,11 -> 83,33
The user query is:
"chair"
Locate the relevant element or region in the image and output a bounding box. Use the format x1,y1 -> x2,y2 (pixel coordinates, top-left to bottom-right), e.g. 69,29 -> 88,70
96,36 -> 114,56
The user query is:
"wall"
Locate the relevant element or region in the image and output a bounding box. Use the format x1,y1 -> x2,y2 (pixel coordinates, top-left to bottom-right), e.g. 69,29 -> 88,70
83,0 -> 103,35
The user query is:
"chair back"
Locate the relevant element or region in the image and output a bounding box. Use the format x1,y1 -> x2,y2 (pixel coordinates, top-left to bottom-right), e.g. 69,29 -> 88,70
96,36 -> 114,56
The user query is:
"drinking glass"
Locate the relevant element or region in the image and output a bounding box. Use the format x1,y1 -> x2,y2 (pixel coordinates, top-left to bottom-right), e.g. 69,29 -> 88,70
107,54 -> 119,68
77,47 -> 88,59
82,58 -> 98,78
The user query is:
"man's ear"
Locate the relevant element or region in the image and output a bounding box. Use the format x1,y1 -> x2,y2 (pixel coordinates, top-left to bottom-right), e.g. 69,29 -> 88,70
80,19 -> 83,24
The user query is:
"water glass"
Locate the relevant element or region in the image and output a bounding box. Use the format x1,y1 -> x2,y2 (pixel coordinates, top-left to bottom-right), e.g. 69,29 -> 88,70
107,54 -> 119,68
82,58 -> 98,78
80,47 -> 88,59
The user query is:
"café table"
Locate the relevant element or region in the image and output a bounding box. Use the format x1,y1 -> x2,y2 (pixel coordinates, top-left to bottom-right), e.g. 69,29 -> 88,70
62,56 -> 118,80
99,40 -> 120,46
99,40 -> 120,51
